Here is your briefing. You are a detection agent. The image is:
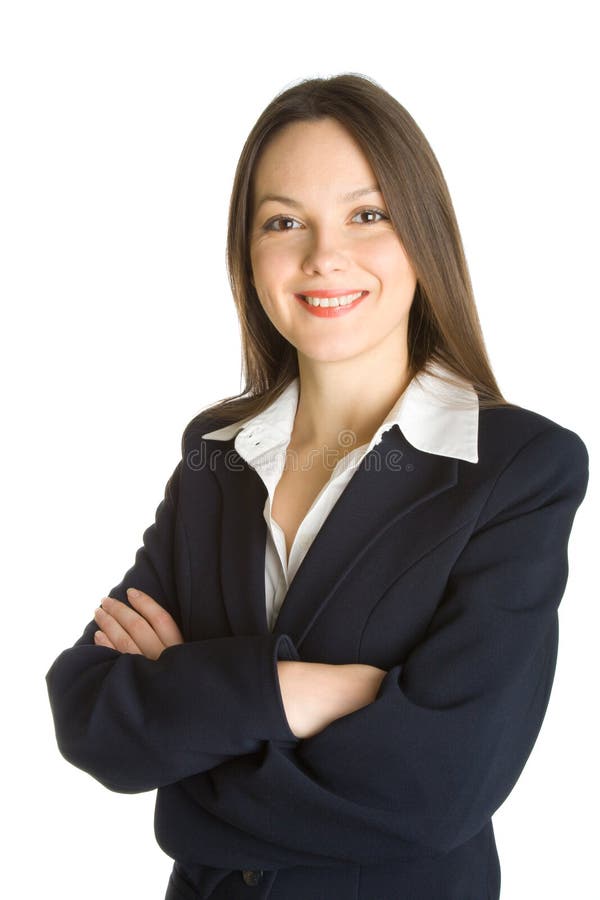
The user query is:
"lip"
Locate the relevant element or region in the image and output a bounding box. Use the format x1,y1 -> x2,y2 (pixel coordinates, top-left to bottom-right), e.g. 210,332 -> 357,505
296,289 -> 367,298
294,290 -> 369,317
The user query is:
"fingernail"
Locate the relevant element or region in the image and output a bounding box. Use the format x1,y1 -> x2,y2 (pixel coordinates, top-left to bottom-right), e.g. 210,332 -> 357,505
127,587 -> 140,598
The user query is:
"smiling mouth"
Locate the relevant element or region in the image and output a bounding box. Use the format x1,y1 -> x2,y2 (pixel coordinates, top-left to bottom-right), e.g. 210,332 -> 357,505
296,291 -> 368,308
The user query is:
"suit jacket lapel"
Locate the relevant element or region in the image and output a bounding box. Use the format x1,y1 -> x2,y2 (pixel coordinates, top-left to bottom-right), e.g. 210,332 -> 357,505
212,424 -> 458,648
213,452 -> 271,635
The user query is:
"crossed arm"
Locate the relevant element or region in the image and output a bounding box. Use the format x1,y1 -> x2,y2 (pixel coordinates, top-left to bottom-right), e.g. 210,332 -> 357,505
94,587 -> 387,740
49,424 -> 589,867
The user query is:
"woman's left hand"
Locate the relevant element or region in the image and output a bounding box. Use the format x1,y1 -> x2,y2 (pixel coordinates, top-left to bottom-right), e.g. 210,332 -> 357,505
93,588 -> 184,660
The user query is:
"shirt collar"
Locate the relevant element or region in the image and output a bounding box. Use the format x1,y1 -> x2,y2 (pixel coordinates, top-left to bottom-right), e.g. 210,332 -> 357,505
200,359 -> 479,464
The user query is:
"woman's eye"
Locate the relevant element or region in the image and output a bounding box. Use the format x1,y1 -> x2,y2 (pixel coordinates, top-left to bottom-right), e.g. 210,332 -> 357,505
262,207 -> 389,232
351,208 -> 388,224
263,216 -> 299,232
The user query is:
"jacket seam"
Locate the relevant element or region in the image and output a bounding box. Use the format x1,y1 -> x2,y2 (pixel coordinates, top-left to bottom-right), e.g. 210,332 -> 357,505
174,456 -> 194,639
487,824 -> 495,900
358,514 -> 477,657
472,425 -> 557,532
179,435 -> 222,638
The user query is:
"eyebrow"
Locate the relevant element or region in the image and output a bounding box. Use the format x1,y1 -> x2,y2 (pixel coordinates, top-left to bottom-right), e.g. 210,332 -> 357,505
255,184 -> 382,212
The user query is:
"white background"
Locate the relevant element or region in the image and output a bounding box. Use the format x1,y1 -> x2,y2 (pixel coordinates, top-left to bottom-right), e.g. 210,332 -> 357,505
1,1 -> 597,897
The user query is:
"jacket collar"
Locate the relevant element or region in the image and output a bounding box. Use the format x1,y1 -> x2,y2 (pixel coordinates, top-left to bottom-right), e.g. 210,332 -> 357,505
200,359 -> 479,464
192,362 -> 479,644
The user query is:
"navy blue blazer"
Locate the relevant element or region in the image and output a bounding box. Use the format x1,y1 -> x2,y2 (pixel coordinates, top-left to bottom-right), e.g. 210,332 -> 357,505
46,401 -> 589,899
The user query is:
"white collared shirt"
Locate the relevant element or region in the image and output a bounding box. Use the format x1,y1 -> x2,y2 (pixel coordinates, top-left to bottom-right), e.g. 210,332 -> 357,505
201,360 -> 479,631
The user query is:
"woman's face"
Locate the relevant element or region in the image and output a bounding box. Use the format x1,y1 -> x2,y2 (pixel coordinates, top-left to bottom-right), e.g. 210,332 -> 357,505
249,117 -> 417,366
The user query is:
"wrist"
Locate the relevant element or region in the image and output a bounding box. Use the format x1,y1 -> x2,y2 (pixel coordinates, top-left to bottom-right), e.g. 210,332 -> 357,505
276,661 -> 384,739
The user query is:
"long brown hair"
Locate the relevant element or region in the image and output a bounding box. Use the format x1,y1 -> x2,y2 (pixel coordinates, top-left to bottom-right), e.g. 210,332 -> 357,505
190,72 -> 516,433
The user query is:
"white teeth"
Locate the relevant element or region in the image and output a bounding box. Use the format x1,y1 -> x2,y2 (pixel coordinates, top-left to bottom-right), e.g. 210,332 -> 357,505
302,291 -> 364,307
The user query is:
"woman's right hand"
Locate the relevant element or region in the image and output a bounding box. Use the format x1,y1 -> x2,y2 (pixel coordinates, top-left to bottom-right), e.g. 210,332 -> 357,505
277,661 -> 387,739
93,588 -> 184,660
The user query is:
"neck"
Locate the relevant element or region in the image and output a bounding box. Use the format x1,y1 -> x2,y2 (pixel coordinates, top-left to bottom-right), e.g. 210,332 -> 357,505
292,343 -> 413,452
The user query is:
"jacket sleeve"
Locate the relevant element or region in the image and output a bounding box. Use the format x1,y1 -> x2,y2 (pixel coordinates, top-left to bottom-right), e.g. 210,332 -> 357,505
155,425 -> 589,868
45,450 -> 300,795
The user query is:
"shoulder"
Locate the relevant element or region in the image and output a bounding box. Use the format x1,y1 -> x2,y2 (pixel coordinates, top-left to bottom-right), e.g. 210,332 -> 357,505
477,402 -> 588,473
474,404 -> 589,522
180,410 -> 240,455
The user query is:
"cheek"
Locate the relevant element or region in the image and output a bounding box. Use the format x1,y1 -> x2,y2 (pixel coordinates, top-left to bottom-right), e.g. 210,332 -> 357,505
252,249 -> 300,322
363,234 -> 414,277
251,240 -> 292,278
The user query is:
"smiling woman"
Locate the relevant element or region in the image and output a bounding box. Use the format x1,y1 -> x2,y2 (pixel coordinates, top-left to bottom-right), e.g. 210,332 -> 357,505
248,117 -> 417,359
46,72 -> 589,900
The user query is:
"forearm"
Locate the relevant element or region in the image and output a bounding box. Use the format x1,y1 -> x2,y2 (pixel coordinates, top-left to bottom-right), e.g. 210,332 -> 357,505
276,660 -> 386,739
46,625 -> 300,793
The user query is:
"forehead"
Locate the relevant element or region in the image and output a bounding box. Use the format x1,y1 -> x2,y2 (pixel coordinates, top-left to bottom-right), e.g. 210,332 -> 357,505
252,118 -> 375,194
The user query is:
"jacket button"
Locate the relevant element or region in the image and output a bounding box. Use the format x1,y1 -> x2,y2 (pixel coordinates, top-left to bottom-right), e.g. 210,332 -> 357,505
241,869 -> 263,886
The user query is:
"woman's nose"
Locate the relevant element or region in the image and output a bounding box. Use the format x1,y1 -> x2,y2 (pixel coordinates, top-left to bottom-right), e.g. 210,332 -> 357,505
301,227 -> 351,274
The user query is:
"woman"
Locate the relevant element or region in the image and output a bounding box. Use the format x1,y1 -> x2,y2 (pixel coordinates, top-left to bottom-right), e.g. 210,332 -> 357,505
46,73 -> 589,899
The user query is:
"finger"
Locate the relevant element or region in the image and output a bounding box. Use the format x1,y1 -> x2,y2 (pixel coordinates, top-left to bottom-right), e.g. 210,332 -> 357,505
125,588 -> 184,648
94,629 -> 118,651
94,605 -> 146,656
98,598 -> 164,658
